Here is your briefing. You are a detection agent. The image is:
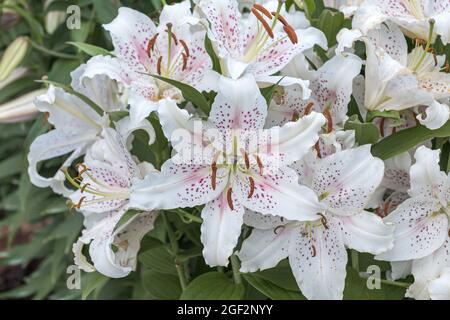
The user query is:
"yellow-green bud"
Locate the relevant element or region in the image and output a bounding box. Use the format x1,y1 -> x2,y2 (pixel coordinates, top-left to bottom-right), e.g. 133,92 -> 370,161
0,36 -> 29,82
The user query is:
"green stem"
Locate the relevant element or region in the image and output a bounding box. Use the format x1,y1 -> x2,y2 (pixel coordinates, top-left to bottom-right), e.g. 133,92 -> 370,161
28,39 -> 79,60
413,19 -> 435,72
173,209 -> 203,224
161,0 -> 167,6
358,272 -> 411,288
162,214 -> 188,291
351,250 -> 359,272
230,255 -> 242,285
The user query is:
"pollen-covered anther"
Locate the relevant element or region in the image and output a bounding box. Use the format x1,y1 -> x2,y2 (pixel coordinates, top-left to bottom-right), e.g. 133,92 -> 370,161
146,33 -> 159,56
80,183 -> 91,193
157,56 -> 163,75
323,109 -> 333,133
179,39 -> 190,57
75,196 -> 86,209
274,225 -> 286,235
271,12 -> 288,27
291,111 -> 299,122
255,155 -> 264,175
304,102 -> 314,115
311,244 -> 317,257
182,53 -> 188,71
283,25 -> 298,44
227,188 -> 234,211
314,141 -> 322,158
240,148 -> 250,169
251,8 -> 274,39
317,213 -> 329,230
247,177 -> 255,198
253,4 -> 273,19
211,161 -> 217,190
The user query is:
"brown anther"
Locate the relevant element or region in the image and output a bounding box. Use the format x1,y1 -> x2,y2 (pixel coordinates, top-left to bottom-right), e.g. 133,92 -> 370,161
227,188 -> 234,211
255,155 -> 264,175
271,12 -> 288,26
157,56 -> 163,75
314,141 -> 322,158
75,196 -> 86,209
311,244 -> 317,257
240,148 -> 250,169
291,111 -> 299,122
383,201 -> 391,216
251,8 -> 274,39
248,177 -> 255,198
165,29 -> 179,45
427,47 -> 438,66
179,39 -> 190,57
317,213 -> 329,230
182,53 -> 188,71
80,183 -> 90,193
211,162 -> 217,190
283,25 -> 298,44
253,4 -> 273,19
304,102 -> 314,115
274,225 -> 286,235
146,33 -> 159,56
414,38 -> 426,47
379,117 -> 386,137
323,109 -> 333,133
75,163 -> 89,175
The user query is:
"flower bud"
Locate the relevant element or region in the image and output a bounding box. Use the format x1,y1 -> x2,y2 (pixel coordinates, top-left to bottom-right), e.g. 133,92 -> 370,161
0,67 -> 29,91
0,89 -> 45,123
0,36 -> 29,82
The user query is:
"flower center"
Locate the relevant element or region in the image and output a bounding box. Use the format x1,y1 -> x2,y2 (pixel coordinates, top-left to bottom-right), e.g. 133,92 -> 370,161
62,163 -> 130,210
243,3 -> 298,63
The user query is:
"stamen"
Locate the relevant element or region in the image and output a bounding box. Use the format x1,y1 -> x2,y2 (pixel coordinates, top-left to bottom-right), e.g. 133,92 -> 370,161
157,56 -> 163,75
428,47 -> 438,66
315,141 -> 322,158
379,117 -> 385,137
80,183 -> 90,193
146,33 -> 159,56
182,53 -> 188,71
255,155 -> 264,175
75,196 -> 86,209
274,225 -> 285,235
179,39 -> 190,57
251,8 -> 274,39
271,12 -> 288,27
75,163 -> 89,175
253,4 -> 273,19
248,177 -> 255,198
211,161 -> 217,190
304,102 -> 314,115
240,148 -> 250,169
317,213 -> 329,230
227,188 -> 234,211
311,244 -> 316,257
283,25 -> 298,44
383,201 -> 391,216
323,109 -> 333,133
291,111 -> 299,122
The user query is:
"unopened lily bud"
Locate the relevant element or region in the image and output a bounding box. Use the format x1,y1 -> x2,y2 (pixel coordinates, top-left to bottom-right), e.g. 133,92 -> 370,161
1,0 -> 20,29
0,67 -> 29,91
0,89 -> 46,123
44,0 -> 67,34
0,36 -> 29,82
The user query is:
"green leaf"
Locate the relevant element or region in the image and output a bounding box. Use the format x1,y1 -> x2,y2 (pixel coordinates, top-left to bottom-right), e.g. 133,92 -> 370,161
243,274 -> 304,300
92,0 -> 119,24
372,121 -> 450,160
0,153 -> 23,180
303,0 -> 316,19
366,110 -> 400,122
151,75 -> 211,114
316,9 -> 345,47
48,59 -> 82,85
138,246 -> 178,275
204,35 -> 222,73
344,115 -> 380,145
252,261 -> 299,291
260,78 -> 284,106
142,270 -> 182,300
81,272 -> 109,300
67,42 -> 113,57
180,272 -> 245,300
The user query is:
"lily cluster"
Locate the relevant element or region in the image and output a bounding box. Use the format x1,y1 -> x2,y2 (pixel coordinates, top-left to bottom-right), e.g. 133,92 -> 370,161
25,0 -> 450,300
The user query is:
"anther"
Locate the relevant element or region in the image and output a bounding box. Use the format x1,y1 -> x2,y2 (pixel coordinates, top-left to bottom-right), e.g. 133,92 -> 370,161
255,155 -> 264,175
146,33 -> 159,56
315,141 -> 322,158
283,25 -> 298,44
317,213 -> 329,230
165,29 -> 178,45
304,102 -> 314,115
182,53 -> 188,71
323,109 -> 333,133
379,117 -> 385,137
311,244 -> 316,257
271,12 -> 288,26
75,163 -> 89,175
251,8 -> 274,39
274,225 -> 286,235
227,188 -> 234,211
291,111 -> 299,122
80,183 -> 90,193
240,148 -> 250,169
253,4 -> 273,19
248,177 -> 255,198
157,56 -> 163,75
211,162 -> 217,190
75,196 -> 86,209
179,39 -> 190,57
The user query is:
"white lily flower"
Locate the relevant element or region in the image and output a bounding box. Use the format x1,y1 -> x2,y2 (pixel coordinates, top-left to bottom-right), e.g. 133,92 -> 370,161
130,74 -> 326,267
0,89 -> 44,123
195,0 -> 327,93
238,146 -> 394,300
352,0 -> 450,44
69,128 -> 157,278
376,146 -> 450,299
28,64 -> 155,196
84,2 -> 211,125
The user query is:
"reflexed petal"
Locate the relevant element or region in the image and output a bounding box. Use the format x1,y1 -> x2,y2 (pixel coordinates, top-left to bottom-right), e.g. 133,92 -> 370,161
235,166 -> 324,221
238,227 -> 292,272
311,145 -> 384,216
130,160 -> 227,210
200,192 -> 244,267
376,198 -> 448,261
417,101 -> 449,130
338,210 -> 394,254
289,219 -> 348,300
429,268 -> 450,300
